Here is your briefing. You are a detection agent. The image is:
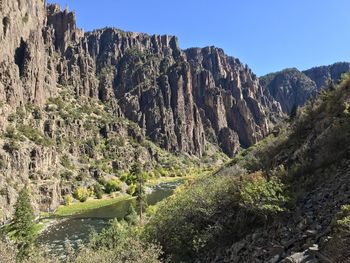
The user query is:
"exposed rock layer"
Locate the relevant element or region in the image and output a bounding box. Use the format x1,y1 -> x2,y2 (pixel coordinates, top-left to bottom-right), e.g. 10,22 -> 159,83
260,62 -> 350,114
0,0 -> 277,217
1,1 -> 281,157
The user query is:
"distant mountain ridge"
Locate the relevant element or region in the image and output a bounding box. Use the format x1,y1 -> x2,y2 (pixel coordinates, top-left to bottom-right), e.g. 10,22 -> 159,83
260,62 -> 350,114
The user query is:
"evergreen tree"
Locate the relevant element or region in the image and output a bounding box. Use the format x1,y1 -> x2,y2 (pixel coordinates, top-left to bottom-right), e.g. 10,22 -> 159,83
9,188 -> 36,261
130,163 -> 146,223
124,205 -> 138,225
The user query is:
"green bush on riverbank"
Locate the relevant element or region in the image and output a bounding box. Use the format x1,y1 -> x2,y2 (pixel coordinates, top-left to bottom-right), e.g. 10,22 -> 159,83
145,171 -> 288,261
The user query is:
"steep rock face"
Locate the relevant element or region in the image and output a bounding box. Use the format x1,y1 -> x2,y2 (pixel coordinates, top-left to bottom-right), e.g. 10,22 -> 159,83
303,62 -> 350,89
0,0 -> 279,217
261,63 -> 350,114
0,0 -> 57,107
43,5 -> 279,156
260,68 -> 317,114
185,47 -> 281,148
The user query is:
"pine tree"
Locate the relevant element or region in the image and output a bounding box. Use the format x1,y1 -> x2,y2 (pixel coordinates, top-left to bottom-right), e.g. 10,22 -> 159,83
130,163 -> 146,223
124,205 -> 138,225
9,188 -> 36,261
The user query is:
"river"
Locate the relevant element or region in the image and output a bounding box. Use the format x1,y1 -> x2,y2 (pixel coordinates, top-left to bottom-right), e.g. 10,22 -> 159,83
38,179 -> 183,255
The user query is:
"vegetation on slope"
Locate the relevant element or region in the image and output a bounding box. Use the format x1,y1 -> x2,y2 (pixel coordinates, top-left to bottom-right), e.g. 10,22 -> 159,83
2,73 -> 350,262
145,170 -> 287,261
143,73 -> 350,262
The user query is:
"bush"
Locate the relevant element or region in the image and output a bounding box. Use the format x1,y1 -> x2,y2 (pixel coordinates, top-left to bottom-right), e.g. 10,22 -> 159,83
145,175 -> 241,261
94,184 -> 104,199
74,187 -> 89,202
104,179 -> 122,194
334,204 -> 350,235
4,140 -> 20,153
60,170 -> 73,181
60,155 -> 75,170
17,125 -> 53,147
5,126 -> 23,141
240,171 -> 287,213
126,184 -> 136,196
75,220 -> 162,263
64,195 -> 73,206
145,172 -> 288,261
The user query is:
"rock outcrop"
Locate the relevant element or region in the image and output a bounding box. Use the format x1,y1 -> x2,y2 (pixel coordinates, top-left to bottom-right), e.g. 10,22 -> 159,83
260,63 -> 350,115
1,1 -> 280,157
0,0 -> 280,217
303,62 -> 350,89
260,68 -> 317,115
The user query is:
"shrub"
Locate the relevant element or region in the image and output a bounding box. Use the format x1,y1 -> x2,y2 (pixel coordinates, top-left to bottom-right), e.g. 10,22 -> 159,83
5,126 -> 23,140
22,14 -> 29,23
64,195 -> 73,206
7,113 -> 17,122
334,204 -> 350,235
75,219 -> 162,263
60,155 -> 75,170
17,125 -> 53,147
60,170 -> 73,181
4,140 -> 20,153
145,175 -> 242,261
145,172 -> 288,261
126,184 -> 136,196
240,171 -> 287,213
124,205 -> 138,225
74,187 -> 89,202
94,184 -> 104,199
104,179 -> 122,194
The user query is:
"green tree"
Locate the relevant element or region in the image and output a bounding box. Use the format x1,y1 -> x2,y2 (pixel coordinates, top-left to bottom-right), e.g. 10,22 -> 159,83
9,188 -> 36,261
94,184 -> 104,199
130,163 -> 146,223
124,205 -> 138,226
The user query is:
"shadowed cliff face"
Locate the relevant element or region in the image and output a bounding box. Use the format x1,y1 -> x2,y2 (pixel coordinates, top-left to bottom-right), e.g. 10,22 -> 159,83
260,63 -> 350,115
0,0 -> 281,217
56,15 -> 283,156
0,1 -> 281,158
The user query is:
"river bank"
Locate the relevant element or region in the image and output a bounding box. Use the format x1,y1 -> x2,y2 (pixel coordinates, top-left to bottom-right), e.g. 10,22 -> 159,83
37,178 -> 186,255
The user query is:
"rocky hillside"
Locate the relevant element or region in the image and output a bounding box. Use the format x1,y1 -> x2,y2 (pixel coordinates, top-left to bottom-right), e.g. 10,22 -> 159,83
146,73 -> 350,262
304,62 -> 350,89
260,62 -> 350,114
0,0 -> 283,218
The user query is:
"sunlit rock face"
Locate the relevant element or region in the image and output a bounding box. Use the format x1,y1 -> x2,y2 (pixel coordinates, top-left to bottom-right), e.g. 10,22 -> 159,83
0,0 -> 282,217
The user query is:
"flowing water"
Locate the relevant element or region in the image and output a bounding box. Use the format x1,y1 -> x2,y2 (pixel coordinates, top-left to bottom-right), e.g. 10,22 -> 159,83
38,179 -> 183,255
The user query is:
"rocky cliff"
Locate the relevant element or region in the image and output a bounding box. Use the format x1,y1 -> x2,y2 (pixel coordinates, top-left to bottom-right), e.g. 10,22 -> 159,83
0,0 -> 281,218
260,62 -> 350,114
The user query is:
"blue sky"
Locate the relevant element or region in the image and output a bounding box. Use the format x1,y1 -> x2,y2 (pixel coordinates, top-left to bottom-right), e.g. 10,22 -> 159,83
47,0 -> 350,76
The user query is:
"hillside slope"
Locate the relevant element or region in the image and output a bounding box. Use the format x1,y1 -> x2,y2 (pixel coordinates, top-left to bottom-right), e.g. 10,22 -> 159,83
146,74 -> 350,262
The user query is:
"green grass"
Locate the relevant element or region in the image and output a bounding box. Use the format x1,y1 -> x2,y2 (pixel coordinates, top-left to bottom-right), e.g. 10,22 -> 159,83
54,195 -> 134,217
1,219 -> 49,241
33,219 -> 51,234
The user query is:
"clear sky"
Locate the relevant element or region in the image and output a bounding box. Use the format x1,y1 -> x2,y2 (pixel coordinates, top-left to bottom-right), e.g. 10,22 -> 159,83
47,0 -> 350,76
